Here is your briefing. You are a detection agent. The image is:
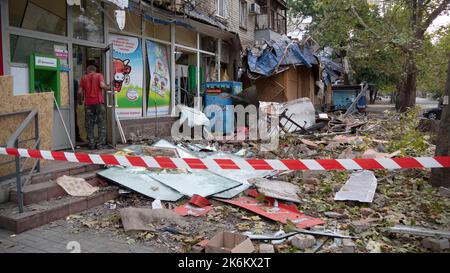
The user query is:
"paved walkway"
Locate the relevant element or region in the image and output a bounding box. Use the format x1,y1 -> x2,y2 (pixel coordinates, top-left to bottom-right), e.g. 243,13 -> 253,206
0,224 -> 167,253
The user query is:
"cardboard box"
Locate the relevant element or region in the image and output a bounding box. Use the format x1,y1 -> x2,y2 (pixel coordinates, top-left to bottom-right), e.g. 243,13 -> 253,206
205,232 -> 255,253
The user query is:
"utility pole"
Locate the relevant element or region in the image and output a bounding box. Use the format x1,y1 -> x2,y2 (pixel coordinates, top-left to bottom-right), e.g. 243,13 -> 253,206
431,55 -> 450,188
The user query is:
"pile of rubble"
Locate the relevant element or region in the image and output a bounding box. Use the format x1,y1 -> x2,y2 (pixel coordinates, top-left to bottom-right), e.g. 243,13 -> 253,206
56,107 -> 449,253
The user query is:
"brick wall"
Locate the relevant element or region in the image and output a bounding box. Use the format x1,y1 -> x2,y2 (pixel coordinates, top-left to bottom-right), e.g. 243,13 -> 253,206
196,0 -> 256,47
228,0 -> 256,47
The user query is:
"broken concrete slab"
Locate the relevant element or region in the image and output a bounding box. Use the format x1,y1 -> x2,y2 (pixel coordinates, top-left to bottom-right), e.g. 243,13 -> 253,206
422,238 -> 450,252
249,178 -> 301,203
259,244 -> 275,253
342,239 -> 357,253
120,208 -> 188,232
291,234 -> 316,250
324,212 -> 346,219
360,208 -> 375,217
334,171 -> 378,203
350,220 -> 370,234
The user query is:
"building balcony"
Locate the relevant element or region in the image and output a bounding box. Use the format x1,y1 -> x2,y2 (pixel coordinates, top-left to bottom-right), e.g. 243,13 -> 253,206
254,0 -> 287,36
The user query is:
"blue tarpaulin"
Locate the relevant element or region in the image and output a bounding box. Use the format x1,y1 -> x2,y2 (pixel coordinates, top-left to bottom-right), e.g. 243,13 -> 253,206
245,37 -> 343,85
320,56 -> 343,86
247,39 -> 313,77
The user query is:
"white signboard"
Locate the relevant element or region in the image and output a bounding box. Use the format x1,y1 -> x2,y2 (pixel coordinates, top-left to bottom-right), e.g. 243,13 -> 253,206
35,56 -> 57,68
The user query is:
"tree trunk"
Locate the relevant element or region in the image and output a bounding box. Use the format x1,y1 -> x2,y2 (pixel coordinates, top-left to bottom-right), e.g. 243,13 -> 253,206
431,55 -> 450,188
396,57 -> 417,112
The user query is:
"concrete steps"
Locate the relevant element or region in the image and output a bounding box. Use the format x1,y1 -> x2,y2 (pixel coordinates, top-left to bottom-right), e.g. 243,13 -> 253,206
29,163 -> 102,184
0,163 -> 118,234
9,171 -> 101,205
0,187 -> 119,233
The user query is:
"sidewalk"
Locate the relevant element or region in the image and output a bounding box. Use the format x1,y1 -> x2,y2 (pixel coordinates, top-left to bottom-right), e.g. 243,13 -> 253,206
0,223 -> 169,253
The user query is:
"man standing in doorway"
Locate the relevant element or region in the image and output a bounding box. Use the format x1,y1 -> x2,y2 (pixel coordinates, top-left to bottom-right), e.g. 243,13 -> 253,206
79,65 -> 109,150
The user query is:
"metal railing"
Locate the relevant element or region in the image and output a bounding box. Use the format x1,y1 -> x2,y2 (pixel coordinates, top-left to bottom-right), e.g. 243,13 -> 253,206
0,110 -> 40,213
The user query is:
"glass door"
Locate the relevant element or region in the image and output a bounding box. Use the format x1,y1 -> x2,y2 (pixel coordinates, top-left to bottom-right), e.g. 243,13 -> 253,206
72,45 -> 106,147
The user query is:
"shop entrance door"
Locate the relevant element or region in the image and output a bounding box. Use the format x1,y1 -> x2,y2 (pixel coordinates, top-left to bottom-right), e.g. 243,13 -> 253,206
72,45 -> 108,148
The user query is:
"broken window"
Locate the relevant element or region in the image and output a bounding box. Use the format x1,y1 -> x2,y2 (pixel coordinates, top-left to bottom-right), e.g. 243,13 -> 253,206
73,0 -> 104,43
9,0 -> 67,36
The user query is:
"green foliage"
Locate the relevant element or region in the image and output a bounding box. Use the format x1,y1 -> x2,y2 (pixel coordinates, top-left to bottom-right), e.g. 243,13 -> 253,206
288,0 -> 450,96
384,107 -> 430,156
417,29 -> 450,95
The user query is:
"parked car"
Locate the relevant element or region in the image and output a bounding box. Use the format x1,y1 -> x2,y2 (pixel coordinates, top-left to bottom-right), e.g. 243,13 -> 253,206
423,107 -> 443,120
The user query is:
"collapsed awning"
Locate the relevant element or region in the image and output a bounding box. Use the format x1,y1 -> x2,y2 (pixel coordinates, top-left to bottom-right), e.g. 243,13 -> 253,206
139,1 -> 235,41
246,36 -> 314,77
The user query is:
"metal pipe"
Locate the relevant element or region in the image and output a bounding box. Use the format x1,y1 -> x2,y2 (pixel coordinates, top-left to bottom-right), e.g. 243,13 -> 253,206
35,112 -> 40,172
53,95 -> 75,152
14,139 -> 24,213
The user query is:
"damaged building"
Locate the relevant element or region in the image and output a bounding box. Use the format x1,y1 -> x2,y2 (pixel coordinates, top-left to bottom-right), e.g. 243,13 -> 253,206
0,0 -> 345,179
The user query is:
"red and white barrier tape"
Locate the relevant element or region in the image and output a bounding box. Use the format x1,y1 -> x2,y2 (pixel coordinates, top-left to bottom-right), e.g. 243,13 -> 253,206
1,147 -> 449,171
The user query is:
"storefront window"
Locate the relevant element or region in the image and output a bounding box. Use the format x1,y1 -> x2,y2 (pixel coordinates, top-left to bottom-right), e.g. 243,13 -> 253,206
9,0 -> 67,36
144,20 -> 170,42
10,35 -> 67,64
107,5 -> 141,35
73,0 -> 104,43
175,26 -> 197,48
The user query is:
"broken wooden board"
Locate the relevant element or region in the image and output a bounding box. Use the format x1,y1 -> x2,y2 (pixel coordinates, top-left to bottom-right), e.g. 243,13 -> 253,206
249,178 -> 301,203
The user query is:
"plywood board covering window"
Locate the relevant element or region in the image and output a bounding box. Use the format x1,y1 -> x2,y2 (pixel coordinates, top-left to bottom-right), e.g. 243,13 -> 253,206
175,26 -> 196,48
145,21 -> 170,42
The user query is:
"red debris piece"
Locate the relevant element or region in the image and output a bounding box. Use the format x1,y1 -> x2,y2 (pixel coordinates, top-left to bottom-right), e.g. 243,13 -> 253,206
218,195 -> 324,229
190,194 -> 211,208
174,203 -> 213,217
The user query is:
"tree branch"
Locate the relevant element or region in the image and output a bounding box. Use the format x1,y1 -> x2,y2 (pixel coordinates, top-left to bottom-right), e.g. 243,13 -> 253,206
420,0 -> 450,36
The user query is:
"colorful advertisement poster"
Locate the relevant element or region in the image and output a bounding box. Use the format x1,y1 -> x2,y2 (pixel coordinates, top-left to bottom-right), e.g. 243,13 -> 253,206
146,40 -> 171,116
110,34 -> 143,118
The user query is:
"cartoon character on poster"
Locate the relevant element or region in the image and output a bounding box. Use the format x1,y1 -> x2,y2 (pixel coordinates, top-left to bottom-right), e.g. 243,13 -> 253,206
113,58 -> 132,92
151,46 -> 169,97
147,40 -> 171,116
109,34 -> 144,118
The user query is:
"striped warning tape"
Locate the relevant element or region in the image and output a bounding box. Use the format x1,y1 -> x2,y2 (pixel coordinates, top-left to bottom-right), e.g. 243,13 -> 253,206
1,147 -> 449,171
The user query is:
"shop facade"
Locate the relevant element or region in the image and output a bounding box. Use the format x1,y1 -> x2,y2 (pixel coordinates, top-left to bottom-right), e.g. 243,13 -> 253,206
0,0 -> 237,149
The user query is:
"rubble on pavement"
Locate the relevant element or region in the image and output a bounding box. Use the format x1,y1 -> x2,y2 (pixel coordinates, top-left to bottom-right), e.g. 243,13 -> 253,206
52,107 -> 450,253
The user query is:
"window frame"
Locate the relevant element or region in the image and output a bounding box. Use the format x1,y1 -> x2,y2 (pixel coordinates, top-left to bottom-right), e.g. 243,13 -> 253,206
216,0 -> 225,18
239,0 -> 248,29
